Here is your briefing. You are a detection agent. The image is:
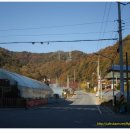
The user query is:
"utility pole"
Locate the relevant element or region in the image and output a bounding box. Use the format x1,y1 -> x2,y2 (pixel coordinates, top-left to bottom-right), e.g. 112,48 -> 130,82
58,51 -> 61,61
100,71 -> 102,99
94,53 -> 115,106
116,74 -> 118,87
56,77 -> 58,85
67,75 -> 69,88
74,69 -> 76,83
112,62 -> 115,106
126,52 -> 129,103
118,2 -> 124,94
97,55 -> 100,96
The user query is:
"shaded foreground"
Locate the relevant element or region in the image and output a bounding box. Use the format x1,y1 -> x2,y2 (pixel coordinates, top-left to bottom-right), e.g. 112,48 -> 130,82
0,91 -> 130,128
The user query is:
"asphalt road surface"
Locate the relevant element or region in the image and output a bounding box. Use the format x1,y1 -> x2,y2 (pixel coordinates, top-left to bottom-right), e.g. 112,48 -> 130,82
0,90 -> 130,128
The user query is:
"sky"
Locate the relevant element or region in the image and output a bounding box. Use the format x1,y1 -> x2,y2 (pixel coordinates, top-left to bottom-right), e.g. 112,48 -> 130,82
0,2 -> 130,53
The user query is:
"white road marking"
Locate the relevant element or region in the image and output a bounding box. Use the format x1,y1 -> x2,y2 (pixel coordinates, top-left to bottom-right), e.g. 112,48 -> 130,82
101,106 -> 114,114
96,105 -> 102,115
40,106 -> 98,111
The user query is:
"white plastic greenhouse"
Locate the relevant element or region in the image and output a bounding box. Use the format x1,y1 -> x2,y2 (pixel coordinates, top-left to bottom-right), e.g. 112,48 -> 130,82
0,69 -> 53,99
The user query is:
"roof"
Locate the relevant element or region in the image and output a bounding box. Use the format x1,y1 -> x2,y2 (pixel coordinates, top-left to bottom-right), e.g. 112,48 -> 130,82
0,69 -> 51,90
109,65 -> 130,72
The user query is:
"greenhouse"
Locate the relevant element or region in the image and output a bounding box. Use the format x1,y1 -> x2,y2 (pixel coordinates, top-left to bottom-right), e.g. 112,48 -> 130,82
0,69 -> 53,107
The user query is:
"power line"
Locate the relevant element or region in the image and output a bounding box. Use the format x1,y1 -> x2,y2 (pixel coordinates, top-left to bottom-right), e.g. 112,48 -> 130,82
124,24 -> 130,27
0,38 -> 118,44
97,2 -> 108,52
98,3 -> 113,77
0,30 -> 116,37
107,21 -> 118,46
124,27 -> 130,30
102,2 -> 113,49
124,18 -> 130,22
125,20 -> 130,24
126,2 -> 130,5
99,3 -> 108,38
120,2 -> 130,5
0,20 -> 115,32
102,2 -> 112,39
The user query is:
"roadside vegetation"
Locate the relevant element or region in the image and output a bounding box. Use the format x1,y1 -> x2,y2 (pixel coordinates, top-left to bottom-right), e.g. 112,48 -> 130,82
0,35 -> 130,89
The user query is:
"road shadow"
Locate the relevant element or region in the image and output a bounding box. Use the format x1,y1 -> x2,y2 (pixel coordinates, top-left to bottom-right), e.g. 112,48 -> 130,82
0,91 -> 130,128
100,100 -> 113,110
1,99 -> 130,128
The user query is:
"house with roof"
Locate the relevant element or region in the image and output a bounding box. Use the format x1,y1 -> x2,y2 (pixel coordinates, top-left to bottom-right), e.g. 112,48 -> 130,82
105,65 -> 130,87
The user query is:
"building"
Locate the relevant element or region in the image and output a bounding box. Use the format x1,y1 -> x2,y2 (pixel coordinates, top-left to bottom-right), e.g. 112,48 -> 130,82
105,65 -> 130,87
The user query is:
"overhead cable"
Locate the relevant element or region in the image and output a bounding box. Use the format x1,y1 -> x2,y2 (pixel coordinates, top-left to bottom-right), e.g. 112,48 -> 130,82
0,20 -> 115,32
0,38 -> 118,44
0,30 -> 116,37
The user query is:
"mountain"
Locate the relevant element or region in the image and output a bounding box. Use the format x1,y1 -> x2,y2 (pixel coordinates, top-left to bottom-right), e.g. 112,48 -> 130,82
0,34 -> 130,87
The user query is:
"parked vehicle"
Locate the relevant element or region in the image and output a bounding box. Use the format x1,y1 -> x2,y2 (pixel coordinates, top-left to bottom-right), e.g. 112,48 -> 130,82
62,89 -> 70,99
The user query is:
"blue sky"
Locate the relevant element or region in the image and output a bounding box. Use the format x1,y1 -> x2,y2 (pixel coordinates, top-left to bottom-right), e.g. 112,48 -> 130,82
0,2 -> 130,53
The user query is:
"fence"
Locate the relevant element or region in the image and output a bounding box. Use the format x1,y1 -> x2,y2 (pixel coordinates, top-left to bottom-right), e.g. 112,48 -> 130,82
0,98 -> 49,108
0,98 -> 25,107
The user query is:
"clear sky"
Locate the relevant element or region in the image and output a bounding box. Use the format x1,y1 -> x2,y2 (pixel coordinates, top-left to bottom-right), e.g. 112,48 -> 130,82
0,2 -> 130,53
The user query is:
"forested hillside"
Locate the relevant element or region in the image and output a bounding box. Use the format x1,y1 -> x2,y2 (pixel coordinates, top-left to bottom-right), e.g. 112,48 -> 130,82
0,34 -> 130,87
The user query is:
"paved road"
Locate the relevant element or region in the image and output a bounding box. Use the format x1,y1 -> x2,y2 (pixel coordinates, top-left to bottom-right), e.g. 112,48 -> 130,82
0,91 -> 130,128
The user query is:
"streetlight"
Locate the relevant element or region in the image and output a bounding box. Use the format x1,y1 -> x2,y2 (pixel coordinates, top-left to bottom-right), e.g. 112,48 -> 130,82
94,53 -> 115,106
